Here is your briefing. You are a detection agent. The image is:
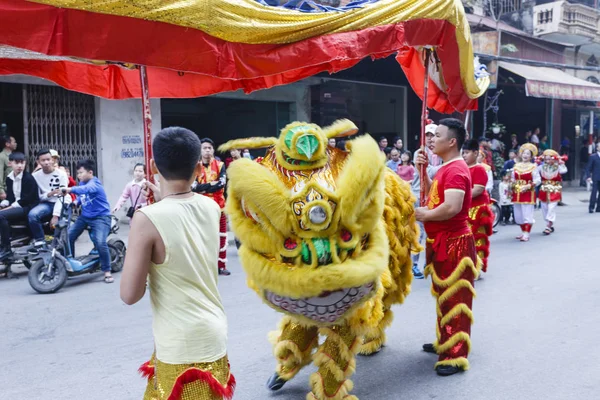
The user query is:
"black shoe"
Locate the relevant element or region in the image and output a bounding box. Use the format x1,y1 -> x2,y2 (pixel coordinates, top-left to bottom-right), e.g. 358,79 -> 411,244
436,365 -> 463,376
422,343 -> 436,354
266,373 -> 287,391
218,268 -> 231,276
590,210 -> 594,214
27,243 -> 47,255
0,247 -> 12,261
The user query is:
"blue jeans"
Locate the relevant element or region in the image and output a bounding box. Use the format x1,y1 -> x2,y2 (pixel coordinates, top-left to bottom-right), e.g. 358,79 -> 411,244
69,215 -> 112,272
28,202 -> 55,242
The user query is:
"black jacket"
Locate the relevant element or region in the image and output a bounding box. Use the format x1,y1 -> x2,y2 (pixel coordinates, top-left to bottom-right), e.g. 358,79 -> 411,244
6,171 -> 39,209
586,153 -> 600,182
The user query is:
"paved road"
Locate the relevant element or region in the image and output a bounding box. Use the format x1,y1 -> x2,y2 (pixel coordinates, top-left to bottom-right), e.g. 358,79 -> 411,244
1,189 -> 598,400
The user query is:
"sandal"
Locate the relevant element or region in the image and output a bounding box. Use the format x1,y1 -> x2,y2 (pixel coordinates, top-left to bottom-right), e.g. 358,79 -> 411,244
543,228 -> 552,235
104,275 -> 114,284
520,236 -> 530,242
515,235 -> 524,240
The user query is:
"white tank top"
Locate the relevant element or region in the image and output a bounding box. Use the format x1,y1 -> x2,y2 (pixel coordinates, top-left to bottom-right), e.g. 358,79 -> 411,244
139,194 -> 227,364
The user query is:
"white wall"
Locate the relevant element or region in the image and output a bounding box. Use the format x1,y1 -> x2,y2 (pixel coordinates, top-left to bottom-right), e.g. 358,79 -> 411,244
533,1 -> 564,35
95,98 -> 161,212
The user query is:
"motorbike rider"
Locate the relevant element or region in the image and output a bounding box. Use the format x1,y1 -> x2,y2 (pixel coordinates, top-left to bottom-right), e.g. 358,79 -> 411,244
63,159 -> 113,283
0,152 -> 39,261
28,149 -> 71,252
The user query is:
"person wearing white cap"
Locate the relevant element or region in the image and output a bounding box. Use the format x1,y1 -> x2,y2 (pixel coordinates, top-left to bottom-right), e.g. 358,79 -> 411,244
411,123 -> 443,279
29,148 -> 71,251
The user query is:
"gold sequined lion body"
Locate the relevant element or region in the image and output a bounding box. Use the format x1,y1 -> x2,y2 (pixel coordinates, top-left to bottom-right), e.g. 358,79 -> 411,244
220,120 -> 420,400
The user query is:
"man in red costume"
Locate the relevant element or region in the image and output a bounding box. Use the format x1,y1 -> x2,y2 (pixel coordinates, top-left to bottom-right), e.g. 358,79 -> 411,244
462,139 -> 493,275
415,118 -> 478,377
193,138 -> 231,276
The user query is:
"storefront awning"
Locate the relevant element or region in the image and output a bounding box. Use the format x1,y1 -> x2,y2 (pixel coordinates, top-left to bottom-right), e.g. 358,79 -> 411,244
498,61 -> 600,102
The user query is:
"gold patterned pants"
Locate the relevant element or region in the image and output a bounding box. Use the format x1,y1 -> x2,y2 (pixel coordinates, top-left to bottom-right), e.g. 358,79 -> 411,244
140,354 -> 234,400
272,316 -> 361,400
425,234 -> 478,371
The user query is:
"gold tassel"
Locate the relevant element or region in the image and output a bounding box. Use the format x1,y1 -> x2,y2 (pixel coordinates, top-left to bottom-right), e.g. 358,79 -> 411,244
434,357 -> 470,371
439,304 -> 474,328
437,279 -> 476,305
436,331 -> 471,355
429,257 -> 479,288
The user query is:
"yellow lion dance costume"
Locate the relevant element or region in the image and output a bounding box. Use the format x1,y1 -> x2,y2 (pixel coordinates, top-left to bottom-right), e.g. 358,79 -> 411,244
220,120 -> 420,400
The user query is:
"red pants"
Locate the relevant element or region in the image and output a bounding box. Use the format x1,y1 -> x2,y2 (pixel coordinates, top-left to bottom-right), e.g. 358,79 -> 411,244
468,204 -> 493,272
219,212 -> 227,270
426,234 -> 478,370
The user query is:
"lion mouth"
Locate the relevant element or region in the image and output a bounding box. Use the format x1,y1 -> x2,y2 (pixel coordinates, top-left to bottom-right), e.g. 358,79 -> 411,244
265,282 -> 375,323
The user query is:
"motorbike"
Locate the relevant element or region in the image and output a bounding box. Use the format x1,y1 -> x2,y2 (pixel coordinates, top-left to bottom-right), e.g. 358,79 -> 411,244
28,193 -> 126,294
0,218 -> 55,279
490,198 -> 501,228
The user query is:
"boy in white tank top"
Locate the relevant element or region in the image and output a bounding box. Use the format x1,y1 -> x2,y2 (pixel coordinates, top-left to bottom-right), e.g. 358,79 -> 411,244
120,127 -> 234,400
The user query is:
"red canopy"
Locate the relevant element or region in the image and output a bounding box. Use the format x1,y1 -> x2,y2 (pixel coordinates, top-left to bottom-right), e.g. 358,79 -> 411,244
0,0 -> 488,114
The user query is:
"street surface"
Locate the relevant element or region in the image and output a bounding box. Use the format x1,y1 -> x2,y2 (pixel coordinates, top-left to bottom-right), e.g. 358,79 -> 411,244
1,188 -> 598,400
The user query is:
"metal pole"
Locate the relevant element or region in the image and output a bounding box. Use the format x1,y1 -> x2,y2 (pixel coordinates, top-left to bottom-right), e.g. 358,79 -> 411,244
22,85 -> 30,166
419,49 -> 432,207
589,110 -> 595,152
464,110 -> 472,137
139,65 -> 155,204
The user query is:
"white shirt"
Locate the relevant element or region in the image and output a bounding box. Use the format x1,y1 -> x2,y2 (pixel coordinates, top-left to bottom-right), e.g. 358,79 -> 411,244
32,168 -> 71,216
486,169 -> 494,193
7,171 -> 23,207
498,181 -> 512,206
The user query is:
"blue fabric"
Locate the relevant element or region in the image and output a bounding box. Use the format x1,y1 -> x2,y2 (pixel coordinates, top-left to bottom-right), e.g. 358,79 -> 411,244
69,215 -> 112,272
585,153 -> 600,182
502,159 -> 515,175
254,0 -> 379,12
386,160 -> 401,172
28,202 -> 54,241
70,177 -> 111,218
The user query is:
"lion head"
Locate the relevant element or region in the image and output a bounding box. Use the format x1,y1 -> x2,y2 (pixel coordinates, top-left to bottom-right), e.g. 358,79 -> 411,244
222,120 -> 391,326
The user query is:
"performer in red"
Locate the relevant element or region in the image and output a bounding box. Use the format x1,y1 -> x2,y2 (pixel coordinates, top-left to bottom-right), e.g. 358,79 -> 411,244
538,149 -> 567,235
512,143 -> 541,242
462,139 -> 493,274
416,119 -> 479,376
193,138 -> 231,276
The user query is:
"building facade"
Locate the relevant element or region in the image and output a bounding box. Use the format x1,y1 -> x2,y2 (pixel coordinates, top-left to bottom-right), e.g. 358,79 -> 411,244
466,0 -> 600,182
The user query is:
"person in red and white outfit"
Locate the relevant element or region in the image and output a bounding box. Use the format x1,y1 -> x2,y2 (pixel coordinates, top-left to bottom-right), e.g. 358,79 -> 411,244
193,138 -> 231,276
538,149 -> 567,235
511,143 -> 541,242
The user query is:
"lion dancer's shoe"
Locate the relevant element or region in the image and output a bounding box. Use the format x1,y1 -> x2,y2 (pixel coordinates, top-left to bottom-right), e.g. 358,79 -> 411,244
218,212 -> 231,275
358,308 -> 391,356
424,234 -> 478,377
307,325 -> 360,400
267,317 -> 319,391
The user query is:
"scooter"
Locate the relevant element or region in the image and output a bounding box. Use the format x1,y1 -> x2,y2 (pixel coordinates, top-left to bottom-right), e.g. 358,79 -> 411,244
0,217 -> 54,279
28,193 -> 126,294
